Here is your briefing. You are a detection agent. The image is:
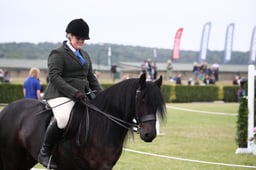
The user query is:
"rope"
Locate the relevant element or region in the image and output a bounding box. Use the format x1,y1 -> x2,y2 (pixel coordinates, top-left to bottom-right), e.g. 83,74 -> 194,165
124,148 -> 256,169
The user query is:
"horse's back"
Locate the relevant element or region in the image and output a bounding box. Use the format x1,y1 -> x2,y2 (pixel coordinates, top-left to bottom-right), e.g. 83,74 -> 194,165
0,99 -> 48,135
0,99 -> 52,165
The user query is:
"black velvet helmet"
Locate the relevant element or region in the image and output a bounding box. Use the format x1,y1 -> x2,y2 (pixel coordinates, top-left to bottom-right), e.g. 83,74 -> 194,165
66,18 -> 90,40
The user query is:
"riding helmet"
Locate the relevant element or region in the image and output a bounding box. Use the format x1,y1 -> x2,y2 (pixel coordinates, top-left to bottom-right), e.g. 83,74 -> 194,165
66,18 -> 90,40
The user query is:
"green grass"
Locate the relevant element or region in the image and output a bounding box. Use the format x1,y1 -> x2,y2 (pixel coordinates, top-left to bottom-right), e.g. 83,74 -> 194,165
114,103 -> 256,170
2,103 -> 255,169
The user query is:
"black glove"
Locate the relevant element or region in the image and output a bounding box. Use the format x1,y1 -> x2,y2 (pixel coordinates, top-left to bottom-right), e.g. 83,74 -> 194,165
74,91 -> 86,101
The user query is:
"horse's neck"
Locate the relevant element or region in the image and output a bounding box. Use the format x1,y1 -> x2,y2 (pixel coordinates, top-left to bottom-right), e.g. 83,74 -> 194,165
89,84 -> 136,142
96,88 -> 136,121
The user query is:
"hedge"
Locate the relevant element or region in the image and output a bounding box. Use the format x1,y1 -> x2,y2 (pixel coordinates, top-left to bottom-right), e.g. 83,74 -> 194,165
236,98 -> 249,147
0,83 -> 240,103
223,85 -> 240,102
236,80 -> 256,148
174,85 -> 219,102
0,84 -> 24,103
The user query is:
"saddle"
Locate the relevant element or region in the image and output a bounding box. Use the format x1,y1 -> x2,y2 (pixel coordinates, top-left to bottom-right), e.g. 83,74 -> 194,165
40,100 -> 90,146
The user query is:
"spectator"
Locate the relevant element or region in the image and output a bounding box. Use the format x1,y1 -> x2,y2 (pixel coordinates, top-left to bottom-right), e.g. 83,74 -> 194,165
212,62 -> 219,81
3,69 -> 10,83
111,64 -> 117,82
23,67 -> 42,100
203,74 -> 216,85
205,65 -> 213,76
199,62 -> 207,81
233,75 -> 240,85
192,62 -> 199,80
187,78 -> 193,86
152,61 -> 157,80
140,60 -> 147,74
146,58 -> 152,80
237,78 -> 247,101
209,75 -> 216,84
203,74 -> 210,85
166,59 -> 173,81
0,69 -> 4,82
176,73 -> 182,85
194,78 -> 200,85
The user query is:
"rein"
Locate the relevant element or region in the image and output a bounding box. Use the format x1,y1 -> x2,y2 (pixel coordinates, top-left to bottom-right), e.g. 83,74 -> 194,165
80,100 -> 139,133
41,99 -> 140,133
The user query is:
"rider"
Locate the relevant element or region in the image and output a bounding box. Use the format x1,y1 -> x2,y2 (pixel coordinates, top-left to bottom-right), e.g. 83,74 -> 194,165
38,18 -> 103,169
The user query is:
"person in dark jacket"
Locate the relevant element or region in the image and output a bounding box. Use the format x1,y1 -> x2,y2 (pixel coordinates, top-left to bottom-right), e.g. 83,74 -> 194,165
237,78 -> 247,101
38,18 -> 103,169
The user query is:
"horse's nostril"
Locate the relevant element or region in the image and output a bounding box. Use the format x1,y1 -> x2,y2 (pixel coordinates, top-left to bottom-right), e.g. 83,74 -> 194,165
144,133 -> 150,138
141,131 -> 156,142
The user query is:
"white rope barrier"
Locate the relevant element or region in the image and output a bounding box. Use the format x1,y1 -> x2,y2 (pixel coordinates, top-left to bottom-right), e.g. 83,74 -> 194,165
124,148 -> 256,169
166,105 -> 237,116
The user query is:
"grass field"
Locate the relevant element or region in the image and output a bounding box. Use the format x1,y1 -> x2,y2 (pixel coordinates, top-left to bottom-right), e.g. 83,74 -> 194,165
2,103 -> 255,170
113,103 -> 256,170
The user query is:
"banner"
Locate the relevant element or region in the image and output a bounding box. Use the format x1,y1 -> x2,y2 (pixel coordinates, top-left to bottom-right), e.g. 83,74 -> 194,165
108,47 -> 111,66
249,26 -> 256,64
172,28 -> 183,60
153,48 -> 157,58
224,23 -> 235,63
199,22 -> 211,62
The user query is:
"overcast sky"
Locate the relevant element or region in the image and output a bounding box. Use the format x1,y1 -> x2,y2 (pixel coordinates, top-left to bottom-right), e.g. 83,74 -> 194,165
0,0 -> 255,51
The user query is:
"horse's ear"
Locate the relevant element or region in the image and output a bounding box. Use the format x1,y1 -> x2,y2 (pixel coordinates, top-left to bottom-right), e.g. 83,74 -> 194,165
155,75 -> 162,88
139,72 -> 146,89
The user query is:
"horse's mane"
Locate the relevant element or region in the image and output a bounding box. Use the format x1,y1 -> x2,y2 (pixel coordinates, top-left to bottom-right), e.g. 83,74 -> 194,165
95,78 -> 139,118
69,77 -> 166,144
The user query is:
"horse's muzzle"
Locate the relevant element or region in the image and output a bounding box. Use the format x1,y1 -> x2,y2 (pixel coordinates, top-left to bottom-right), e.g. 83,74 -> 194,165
140,129 -> 156,142
139,122 -> 157,142
137,114 -> 157,142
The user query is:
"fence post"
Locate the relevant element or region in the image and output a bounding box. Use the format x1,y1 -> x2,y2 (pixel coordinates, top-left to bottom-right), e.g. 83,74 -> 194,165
247,65 -> 255,152
236,65 -> 255,154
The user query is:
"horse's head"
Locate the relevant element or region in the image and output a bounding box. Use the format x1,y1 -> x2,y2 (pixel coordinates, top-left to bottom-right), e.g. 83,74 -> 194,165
135,73 -> 165,142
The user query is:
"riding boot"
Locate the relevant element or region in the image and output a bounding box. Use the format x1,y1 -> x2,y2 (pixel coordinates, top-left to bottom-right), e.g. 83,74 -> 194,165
38,118 -> 63,169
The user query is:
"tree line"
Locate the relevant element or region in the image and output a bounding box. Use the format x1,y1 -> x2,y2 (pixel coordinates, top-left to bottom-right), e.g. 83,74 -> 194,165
0,42 -> 250,65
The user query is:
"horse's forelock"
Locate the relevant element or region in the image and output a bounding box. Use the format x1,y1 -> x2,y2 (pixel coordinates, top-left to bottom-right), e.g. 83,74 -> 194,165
144,82 -> 166,119
101,79 -> 166,119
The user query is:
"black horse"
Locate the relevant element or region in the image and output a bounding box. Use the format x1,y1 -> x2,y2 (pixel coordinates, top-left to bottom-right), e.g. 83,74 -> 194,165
0,73 -> 166,170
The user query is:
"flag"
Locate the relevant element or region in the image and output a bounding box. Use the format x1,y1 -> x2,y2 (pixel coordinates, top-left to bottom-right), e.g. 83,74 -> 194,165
108,47 -> 111,66
172,28 -> 183,60
199,22 -> 211,62
249,26 -> 256,64
224,23 -> 235,63
153,48 -> 157,58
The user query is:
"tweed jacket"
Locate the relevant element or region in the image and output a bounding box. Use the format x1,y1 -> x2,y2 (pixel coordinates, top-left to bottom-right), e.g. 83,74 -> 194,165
43,41 -> 103,100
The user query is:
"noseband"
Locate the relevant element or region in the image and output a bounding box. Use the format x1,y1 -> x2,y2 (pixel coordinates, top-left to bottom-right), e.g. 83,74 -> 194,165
138,114 -> 156,123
